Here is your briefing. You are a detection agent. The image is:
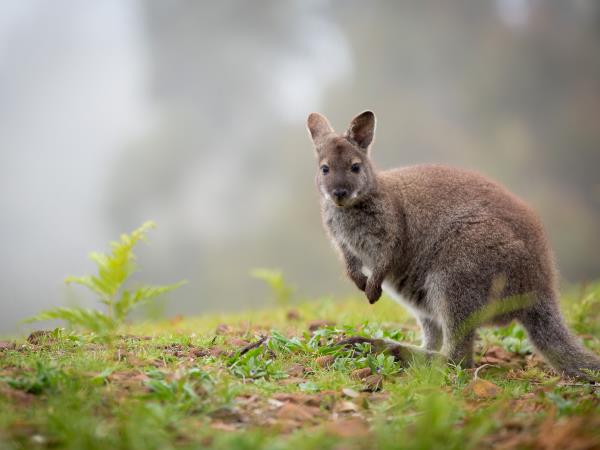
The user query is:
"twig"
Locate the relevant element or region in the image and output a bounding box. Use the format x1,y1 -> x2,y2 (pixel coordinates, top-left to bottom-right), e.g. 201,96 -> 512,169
238,335 -> 268,356
474,364 -> 497,380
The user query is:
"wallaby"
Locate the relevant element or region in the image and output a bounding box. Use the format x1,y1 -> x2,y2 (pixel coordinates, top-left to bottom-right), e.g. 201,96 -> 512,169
307,110 -> 600,379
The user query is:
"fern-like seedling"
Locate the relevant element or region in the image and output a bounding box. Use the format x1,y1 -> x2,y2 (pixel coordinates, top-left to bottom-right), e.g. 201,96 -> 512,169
250,268 -> 294,306
26,221 -> 186,338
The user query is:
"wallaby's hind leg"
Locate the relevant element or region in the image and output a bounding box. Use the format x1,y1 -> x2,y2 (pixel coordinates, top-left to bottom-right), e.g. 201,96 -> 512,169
428,274 -> 478,368
419,317 -> 443,351
520,300 -> 600,379
441,328 -> 475,368
337,336 -> 442,366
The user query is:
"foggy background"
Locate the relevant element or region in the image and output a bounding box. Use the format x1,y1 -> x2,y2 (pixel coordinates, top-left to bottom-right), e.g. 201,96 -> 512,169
1,0 -> 599,333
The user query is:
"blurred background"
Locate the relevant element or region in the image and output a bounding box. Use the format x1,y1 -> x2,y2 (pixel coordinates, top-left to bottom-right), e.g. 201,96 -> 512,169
1,0 -> 599,333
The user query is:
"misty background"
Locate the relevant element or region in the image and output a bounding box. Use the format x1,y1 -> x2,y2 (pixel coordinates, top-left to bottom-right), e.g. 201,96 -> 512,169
1,0 -> 599,333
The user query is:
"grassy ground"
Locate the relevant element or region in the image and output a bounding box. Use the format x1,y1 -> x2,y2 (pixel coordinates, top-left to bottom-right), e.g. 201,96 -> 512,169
1,285 -> 599,450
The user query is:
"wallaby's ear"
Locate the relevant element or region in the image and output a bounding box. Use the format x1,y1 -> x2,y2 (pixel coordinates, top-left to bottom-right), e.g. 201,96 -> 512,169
345,110 -> 376,151
307,112 -> 334,142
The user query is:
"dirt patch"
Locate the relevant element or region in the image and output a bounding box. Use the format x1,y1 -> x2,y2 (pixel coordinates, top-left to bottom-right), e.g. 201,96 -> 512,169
0,341 -> 16,351
482,410 -> 600,450
0,384 -> 36,406
325,417 -> 370,438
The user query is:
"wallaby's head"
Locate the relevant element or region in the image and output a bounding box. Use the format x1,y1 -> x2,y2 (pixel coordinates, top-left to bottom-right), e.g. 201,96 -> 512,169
307,111 -> 377,207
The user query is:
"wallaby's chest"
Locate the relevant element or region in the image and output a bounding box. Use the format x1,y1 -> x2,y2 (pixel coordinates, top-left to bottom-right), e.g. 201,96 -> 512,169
323,205 -> 387,264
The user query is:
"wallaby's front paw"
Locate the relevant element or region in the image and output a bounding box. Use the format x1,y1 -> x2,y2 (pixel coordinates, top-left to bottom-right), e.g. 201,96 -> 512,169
349,272 -> 368,291
365,279 -> 382,304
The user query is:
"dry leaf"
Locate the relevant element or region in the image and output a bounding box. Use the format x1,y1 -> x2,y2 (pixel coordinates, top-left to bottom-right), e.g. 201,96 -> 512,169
276,403 -> 320,422
271,393 -> 323,407
325,418 -> 370,438
267,398 -> 284,408
342,388 -> 360,398
337,401 -> 359,413
469,378 -> 501,398
363,374 -> 383,392
286,309 -> 301,321
481,346 -> 513,364
308,320 -> 334,332
351,368 -> 372,380
215,324 -> 231,335
228,338 -> 250,347
210,421 -> 238,431
316,355 -> 335,368
286,363 -> 307,377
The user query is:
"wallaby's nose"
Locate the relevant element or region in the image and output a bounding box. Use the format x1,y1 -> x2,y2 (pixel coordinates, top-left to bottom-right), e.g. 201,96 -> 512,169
332,188 -> 349,201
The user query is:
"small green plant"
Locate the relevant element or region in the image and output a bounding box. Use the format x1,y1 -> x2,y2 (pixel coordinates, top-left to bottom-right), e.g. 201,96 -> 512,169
568,283 -> 600,335
250,268 -> 294,306
145,367 -> 214,407
26,221 -> 185,338
481,322 -> 533,355
228,346 -> 286,381
0,361 -> 65,395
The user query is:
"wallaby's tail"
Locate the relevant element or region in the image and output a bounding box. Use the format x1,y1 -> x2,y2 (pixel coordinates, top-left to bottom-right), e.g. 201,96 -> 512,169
520,301 -> 600,380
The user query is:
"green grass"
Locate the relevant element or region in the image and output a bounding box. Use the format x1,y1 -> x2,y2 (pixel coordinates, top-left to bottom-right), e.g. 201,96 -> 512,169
1,286 -> 599,450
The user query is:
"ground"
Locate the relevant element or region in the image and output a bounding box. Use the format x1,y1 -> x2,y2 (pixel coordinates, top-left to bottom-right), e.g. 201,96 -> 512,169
0,286 -> 599,450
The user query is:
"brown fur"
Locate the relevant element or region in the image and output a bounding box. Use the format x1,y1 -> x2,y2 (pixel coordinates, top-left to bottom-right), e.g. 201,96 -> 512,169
307,110 -> 600,379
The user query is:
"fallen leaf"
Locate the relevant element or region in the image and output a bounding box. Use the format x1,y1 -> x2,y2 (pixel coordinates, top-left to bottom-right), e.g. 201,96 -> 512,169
267,398 -> 285,408
228,338 -> 250,347
188,347 -> 209,358
363,374 -> 383,392
276,403 -> 320,422
316,355 -> 335,368
308,320 -> 334,332
271,393 -> 323,407
107,371 -> 150,387
286,310 -> 301,321
342,388 -> 360,399
350,368 -> 372,380
325,418 -> 370,438
481,345 -> 513,364
209,407 -> 244,423
469,378 -> 502,398
286,363 -> 307,378
210,421 -> 238,431
337,401 -> 359,413
208,347 -> 226,357
215,324 -> 231,335
535,410 -> 600,450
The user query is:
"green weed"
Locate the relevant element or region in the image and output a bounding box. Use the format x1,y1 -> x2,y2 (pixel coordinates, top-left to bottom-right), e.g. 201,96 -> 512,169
25,221 -> 185,340
251,268 -> 295,305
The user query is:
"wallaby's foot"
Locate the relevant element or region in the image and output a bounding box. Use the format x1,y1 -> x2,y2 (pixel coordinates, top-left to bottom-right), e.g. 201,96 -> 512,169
349,271 -> 367,291
365,279 -> 382,304
444,330 -> 475,369
337,336 -> 442,366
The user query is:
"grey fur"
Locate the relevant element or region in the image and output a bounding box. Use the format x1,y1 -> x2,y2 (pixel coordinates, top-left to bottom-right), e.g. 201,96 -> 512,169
307,110 -> 600,379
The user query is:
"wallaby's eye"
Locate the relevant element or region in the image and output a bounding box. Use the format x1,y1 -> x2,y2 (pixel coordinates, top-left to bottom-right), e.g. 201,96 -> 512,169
321,165 -> 330,175
351,163 -> 361,173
